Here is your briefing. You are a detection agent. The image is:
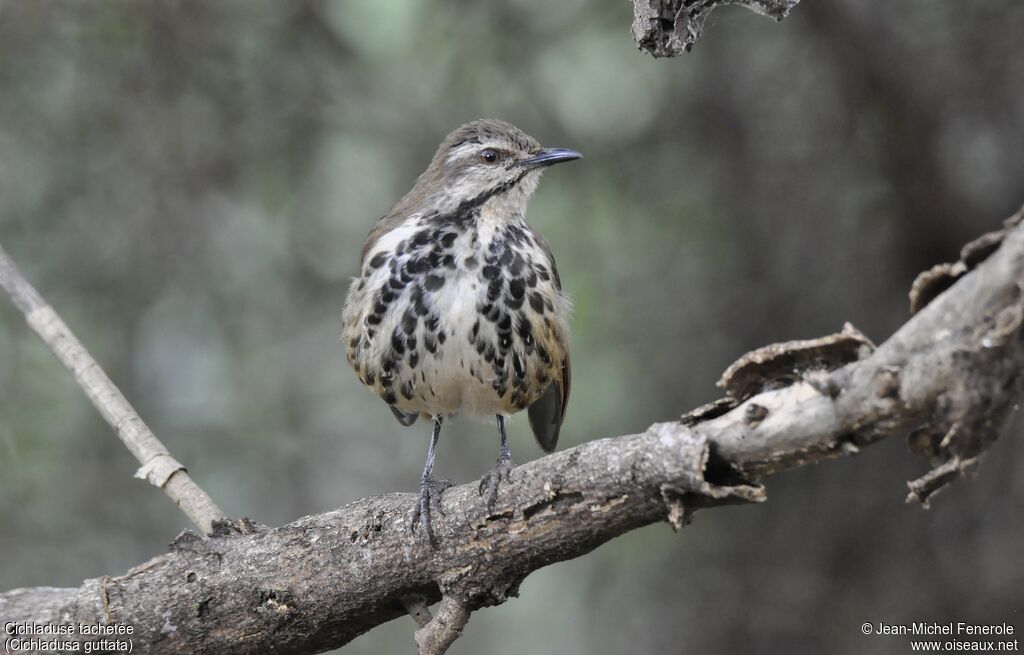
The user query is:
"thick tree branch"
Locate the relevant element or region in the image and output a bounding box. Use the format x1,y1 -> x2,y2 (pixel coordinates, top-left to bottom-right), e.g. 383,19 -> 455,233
2,208 -> 1022,654
632,0 -> 802,56
0,243 -> 227,536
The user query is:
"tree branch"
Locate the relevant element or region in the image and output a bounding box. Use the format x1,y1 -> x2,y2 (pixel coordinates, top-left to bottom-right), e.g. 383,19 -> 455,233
414,596 -> 470,655
2,208 -> 1022,654
0,243 -> 227,536
632,0 -> 802,56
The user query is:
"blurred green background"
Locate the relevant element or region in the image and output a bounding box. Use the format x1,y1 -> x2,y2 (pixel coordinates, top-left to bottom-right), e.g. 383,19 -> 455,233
1,1 -> 1022,653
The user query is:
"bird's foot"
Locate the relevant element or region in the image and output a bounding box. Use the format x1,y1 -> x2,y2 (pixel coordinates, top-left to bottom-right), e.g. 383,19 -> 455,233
478,453 -> 516,510
409,476 -> 454,547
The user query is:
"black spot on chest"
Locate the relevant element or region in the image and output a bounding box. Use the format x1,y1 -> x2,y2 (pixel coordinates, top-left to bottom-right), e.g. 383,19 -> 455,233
487,278 -> 504,301
411,229 -> 432,248
529,292 -> 545,314
508,278 -> 525,299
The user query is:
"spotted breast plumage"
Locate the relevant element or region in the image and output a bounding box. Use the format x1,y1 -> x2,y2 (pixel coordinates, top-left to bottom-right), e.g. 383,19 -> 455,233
341,119 -> 580,544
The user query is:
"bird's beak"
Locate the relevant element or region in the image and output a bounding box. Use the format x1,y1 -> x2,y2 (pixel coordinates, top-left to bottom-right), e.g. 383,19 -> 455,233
518,147 -> 583,169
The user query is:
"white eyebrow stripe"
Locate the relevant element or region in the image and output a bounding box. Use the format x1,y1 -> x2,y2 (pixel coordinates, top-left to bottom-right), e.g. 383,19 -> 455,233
445,142 -> 477,163
445,141 -> 505,164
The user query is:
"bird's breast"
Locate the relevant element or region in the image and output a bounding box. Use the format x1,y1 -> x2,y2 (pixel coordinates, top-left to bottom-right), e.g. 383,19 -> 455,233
342,215 -> 570,418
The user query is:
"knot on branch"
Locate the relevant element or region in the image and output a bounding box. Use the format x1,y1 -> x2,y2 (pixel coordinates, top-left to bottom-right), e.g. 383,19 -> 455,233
439,568 -> 523,609
211,516 -> 266,537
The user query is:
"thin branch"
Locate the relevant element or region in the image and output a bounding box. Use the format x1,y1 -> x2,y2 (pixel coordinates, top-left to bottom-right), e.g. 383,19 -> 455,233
414,596 -> 470,655
1,209 -> 1021,654
0,242 -> 226,535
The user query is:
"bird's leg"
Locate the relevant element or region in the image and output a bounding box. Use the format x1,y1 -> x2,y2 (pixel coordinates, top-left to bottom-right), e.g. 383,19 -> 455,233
410,416 -> 453,546
478,414 -> 516,510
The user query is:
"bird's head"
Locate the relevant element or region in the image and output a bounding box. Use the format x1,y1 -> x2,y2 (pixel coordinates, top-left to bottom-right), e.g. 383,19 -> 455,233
414,119 -> 581,216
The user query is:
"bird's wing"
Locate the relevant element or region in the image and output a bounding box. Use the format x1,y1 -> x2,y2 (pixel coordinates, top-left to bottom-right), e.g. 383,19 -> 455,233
527,234 -> 570,452
528,351 -> 570,452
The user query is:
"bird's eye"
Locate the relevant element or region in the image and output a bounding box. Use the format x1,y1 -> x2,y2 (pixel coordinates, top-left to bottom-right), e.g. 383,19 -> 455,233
479,148 -> 500,164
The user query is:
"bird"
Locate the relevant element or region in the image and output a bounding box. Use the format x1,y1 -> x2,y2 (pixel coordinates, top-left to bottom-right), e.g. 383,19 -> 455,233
341,119 -> 580,544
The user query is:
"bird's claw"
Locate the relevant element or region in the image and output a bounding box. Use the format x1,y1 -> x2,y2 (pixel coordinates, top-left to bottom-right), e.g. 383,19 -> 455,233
409,476 -> 454,547
478,454 -> 515,510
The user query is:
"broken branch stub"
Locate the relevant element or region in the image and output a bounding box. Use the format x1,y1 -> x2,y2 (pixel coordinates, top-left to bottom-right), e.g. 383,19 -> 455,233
632,0 -> 802,57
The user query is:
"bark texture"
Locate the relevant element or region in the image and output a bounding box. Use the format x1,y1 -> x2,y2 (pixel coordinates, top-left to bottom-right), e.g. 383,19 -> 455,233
2,209 -> 1022,654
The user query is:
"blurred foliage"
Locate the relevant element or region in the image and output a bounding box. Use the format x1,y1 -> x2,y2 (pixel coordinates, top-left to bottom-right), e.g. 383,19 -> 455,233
1,1 -> 1022,653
